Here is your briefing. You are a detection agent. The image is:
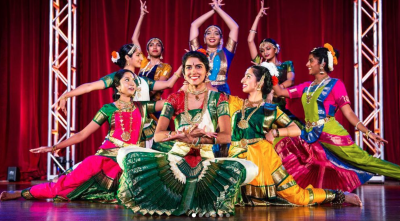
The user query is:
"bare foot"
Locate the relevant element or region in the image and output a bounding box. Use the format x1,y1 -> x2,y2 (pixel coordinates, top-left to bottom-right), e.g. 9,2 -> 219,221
344,192 -> 362,206
0,191 -> 22,201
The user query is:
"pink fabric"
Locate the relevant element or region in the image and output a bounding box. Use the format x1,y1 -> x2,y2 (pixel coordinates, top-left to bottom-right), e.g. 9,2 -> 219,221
275,136 -> 362,192
287,79 -> 351,114
30,155 -> 121,199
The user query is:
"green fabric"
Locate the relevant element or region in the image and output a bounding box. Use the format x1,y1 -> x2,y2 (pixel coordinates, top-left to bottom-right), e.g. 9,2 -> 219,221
301,83 -> 326,129
117,151 -> 247,216
92,103 -> 118,126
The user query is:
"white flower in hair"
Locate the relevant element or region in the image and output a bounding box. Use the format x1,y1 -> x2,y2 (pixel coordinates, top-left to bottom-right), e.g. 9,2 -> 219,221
276,44 -> 281,54
111,51 -> 120,63
327,51 -> 334,71
259,62 -> 279,77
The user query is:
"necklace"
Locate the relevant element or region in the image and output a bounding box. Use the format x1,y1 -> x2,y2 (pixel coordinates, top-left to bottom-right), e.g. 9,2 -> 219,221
187,86 -> 208,101
140,60 -> 160,77
246,98 -> 264,107
305,76 -> 330,104
238,99 -> 263,129
116,100 -> 136,141
183,88 -> 209,126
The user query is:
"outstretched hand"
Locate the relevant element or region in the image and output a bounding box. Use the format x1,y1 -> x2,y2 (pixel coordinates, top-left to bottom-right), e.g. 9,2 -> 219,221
59,97 -> 67,115
257,0 -> 269,18
140,0 -> 149,15
189,125 -> 218,139
30,146 -> 53,154
368,133 -> 388,156
250,57 -> 264,65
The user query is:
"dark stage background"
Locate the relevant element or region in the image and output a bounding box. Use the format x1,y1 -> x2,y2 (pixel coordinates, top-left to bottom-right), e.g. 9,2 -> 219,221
0,0 -> 399,181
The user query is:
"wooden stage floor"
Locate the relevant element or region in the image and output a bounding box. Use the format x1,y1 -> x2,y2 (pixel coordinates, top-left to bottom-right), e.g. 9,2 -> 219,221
1,182 -> 400,221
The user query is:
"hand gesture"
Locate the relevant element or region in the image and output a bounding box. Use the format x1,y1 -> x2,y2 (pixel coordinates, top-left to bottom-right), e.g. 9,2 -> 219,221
265,131 -> 275,144
189,125 -> 218,139
30,146 -> 53,154
140,0 -> 149,16
210,0 -> 224,10
250,57 -> 264,65
59,96 -> 67,115
257,1 -> 269,18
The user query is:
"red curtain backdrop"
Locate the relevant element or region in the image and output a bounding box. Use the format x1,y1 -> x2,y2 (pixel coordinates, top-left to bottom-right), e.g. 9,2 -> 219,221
0,0 -> 399,180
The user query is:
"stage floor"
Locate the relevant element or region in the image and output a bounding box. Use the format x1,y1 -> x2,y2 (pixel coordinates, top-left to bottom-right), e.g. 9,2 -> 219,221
1,182 -> 400,221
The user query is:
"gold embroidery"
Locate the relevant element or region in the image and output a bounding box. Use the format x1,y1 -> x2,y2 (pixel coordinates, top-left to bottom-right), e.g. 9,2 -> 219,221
154,63 -> 172,80
262,112 -> 276,134
161,103 -> 174,119
307,188 -> 315,204
21,188 -> 34,200
231,138 -> 263,149
217,102 -> 230,117
225,37 -> 238,53
93,110 -> 108,125
275,109 -> 292,127
245,184 -> 276,199
276,180 -> 297,191
95,147 -> 120,157
102,75 -> 114,88
322,189 -> 336,204
271,165 -> 289,185
53,195 -> 69,202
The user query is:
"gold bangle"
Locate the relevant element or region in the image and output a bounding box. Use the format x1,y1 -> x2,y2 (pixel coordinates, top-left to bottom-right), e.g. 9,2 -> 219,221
355,121 -> 362,130
174,72 -> 181,78
249,29 -> 257,33
52,145 -> 57,154
365,130 -> 372,139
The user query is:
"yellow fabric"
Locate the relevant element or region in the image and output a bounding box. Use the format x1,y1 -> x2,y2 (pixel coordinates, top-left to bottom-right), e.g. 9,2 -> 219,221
140,56 -> 172,80
230,139 -> 329,205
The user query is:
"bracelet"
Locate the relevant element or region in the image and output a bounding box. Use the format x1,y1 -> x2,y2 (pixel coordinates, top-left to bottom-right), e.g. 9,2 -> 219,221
280,84 -> 286,89
331,190 -> 345,205
167,131 -> 172,138
213,137 -> 217,144
52,145 -> 57,154
355,121 -> 362,130
275,129 -> 280,137
249,29 -> 257,33
174,72 -> 181,78
195,137 -> 201,146
365,130 -> 372,139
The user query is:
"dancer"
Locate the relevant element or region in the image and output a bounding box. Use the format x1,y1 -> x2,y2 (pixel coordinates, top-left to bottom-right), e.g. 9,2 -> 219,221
228,63 -> 361,206
272,43 -> 400,191
116,51 -> 258,217
248,1 -> 302,126
0,69 -> 164,201
188,0 -> 238,94
133,0 -> 172,101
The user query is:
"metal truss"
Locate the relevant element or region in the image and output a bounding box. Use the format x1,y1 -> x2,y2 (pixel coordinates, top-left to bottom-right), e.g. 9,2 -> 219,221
47,0 -> 77,180
353,0 -> 384,182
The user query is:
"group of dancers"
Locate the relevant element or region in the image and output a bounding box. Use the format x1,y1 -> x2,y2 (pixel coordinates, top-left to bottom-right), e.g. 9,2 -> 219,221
1,0 -> 400,217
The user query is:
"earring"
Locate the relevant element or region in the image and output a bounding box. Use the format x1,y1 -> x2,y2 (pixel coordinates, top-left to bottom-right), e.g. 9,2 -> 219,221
160,54 -> 163,60
117,89 -> 121,95
320,66 -> 324,74
126,62 -> 130,67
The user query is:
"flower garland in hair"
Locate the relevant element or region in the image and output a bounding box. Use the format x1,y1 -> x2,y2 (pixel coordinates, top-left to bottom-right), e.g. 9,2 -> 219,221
196,48 -> 208,56
111,51 -> 120,63
324,43 -> 338,71
259,62 -> 279,86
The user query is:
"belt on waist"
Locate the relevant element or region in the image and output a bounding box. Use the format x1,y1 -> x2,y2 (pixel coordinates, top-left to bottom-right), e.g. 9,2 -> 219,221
231,138 -> 264,149
305,117 -> 332,129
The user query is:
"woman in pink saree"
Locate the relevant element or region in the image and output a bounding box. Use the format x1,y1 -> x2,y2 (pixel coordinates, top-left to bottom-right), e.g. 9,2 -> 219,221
0,69 -> 169,201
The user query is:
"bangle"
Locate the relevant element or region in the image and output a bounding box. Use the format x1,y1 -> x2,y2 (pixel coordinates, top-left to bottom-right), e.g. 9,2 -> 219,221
280,84 -> 286,89
213,137 -> 217,144
275,129 -> 280,137
52,145 -> 57,154
167,131 -> 172,138
365,130 -> 372,139
174,72 -> 181,78
355,121 -> 362,130
195,137 -> 201,146
249,29 -> 257,33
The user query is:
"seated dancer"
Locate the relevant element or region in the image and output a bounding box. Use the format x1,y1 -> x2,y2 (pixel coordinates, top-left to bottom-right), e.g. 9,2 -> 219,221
116,51 -> 258,217
247,1 -> 302,127
228,63 -> 361,206
272,43 -> 400,192
59,44 -> 181,147
133,0 -> 172,101
0,69 -> 164,201
188,0 -> 238,94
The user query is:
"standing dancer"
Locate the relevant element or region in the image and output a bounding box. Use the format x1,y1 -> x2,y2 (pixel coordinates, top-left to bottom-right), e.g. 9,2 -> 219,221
248,1 -> 302,126
272,43 -> 400,191
228,63 -> 361,206
188,0 -> 238,94
133,0 -> 172,101
0,69 -> 164,202
116,51 -> 258,217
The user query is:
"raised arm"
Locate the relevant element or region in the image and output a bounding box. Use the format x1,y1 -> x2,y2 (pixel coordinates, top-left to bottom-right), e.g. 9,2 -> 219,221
248,1 -> 269,60
30,121 -> 101,154
60,80 -> 105,114
272,83 -> 290,98
131,0 -> 149,52
212,0 -> 238,42
189,10 -> 215,42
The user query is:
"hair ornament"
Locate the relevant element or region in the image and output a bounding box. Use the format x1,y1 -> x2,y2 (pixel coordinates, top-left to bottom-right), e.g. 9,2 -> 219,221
128,44 -> 138,55
196,48 -> 208,56
259,62 -> 279,77
111,51 -> 120,63
323,43 -> 338,65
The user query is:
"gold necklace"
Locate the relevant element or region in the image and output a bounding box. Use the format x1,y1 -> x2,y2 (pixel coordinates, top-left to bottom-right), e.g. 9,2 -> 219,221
183,88 -> 209,125
246,98 -> 264,107
117,100 -> 136,141
237,99 -> 262,129
187,86 -> 208,101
